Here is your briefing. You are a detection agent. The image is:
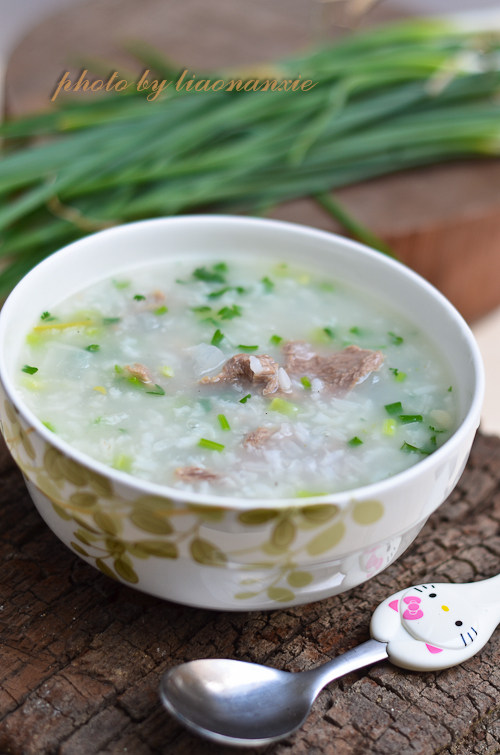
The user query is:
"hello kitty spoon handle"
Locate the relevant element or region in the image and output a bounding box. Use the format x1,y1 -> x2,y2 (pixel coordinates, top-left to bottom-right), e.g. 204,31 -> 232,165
370,574 -> 500,671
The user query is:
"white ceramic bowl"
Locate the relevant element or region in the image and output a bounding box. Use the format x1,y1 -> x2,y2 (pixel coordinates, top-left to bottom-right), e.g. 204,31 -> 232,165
0,216 -> 484,610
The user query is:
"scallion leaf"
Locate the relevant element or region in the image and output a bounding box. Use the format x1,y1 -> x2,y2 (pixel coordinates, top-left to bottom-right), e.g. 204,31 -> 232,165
269,397 -> 298,416
85,344 -> 100,352
399,414 -> 423,424
218,304 -> 242,320
198,438 -> 225,452
239,394 -> 251,403
348,436 -> 363,446
193,264 -> 227,284
389,367 -> 407,382
22,364 -> 38,374
401,441 -> 431,455
385,401 -> 403,415
146,384 -> 165,395
211,329 -> 224,347
388,332 -> 404,346
208,286 -> 230,298
217,414 -> 231,431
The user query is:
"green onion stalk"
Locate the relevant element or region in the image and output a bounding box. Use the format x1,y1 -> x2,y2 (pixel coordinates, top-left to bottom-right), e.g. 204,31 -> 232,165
1,17 -> 499,294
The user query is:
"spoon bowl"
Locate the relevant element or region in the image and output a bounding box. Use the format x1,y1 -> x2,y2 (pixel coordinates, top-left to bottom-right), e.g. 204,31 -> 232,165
161,659 -> 312,746
160,640 -> 389,746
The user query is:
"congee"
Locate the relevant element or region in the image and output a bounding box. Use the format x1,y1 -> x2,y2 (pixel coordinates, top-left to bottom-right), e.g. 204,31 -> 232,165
16,256 -> 457,498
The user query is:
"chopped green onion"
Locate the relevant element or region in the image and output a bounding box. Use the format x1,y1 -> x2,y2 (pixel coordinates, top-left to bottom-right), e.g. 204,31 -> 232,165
198,438 -> 225,452
154,305 -> 168,315
349,326 -> 362,335
383,418 -> 396,436
114,364 -> 124,374
269,397 -> 298,416
113,453 -> 133,471
85,344 -> 100,352
311,326 -> 335,344
448,386 -> 453,392
217,414 -> 231,431
238,344 -> 259,352
300,376 -> 312,389
239,394 -> 251,403
401,441 -> 430,455
192,305 -> 212,314
385,401 -> 403,415
207,285 -> 246,299
40,311 -> 55,321
218,304 -> 242,320
103,317 -> 121,325
399,414 -> 423,424
270,335 -> 283,346
261,276 -> 274,292
127,376 -> 143,388
146,384 -> 165,395
160,365 -> 174,377
389,367 -> 407,382
193,264 -> 227,284
348,436 -> 363,447
113,280 -> 130,290
401,441 -> 419,454
388,332 -> 404,346
133,294 -> 146,301
211,329 -> 224,346
208,286 -> 230,298
22,364 -> 38,374
42,421 -> 56,432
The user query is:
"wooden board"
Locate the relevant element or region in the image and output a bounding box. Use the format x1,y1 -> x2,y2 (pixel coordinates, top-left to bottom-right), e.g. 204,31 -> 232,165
5,0 -> 500,322
0,431 -> 498,754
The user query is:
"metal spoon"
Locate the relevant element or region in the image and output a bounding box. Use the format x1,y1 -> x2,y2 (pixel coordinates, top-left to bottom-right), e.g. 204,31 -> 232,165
160,574 -> 500,747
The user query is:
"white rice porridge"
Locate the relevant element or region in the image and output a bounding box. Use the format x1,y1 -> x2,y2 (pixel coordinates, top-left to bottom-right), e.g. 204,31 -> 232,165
16,256 -> 457,498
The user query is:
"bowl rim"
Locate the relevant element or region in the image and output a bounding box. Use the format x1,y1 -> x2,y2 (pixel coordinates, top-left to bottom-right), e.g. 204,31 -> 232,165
0,214 -> 485,509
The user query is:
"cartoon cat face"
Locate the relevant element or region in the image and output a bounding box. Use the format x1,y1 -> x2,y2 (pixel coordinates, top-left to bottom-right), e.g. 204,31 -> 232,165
396,583 -> 478,650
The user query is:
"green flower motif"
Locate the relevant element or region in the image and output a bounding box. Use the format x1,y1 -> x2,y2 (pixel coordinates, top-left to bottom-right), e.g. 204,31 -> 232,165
3,398 -> 36,463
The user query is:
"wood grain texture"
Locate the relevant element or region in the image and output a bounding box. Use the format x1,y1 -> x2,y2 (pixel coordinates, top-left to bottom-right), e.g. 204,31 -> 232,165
0,431 -> 498,755
5,0 -> 500,322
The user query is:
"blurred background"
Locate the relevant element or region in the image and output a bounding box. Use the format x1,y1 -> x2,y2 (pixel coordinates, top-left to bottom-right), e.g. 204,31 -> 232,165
1,0 -> 499,433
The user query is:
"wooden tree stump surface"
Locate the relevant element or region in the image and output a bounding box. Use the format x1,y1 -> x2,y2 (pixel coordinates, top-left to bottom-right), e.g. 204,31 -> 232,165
0,431 -> 498,755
